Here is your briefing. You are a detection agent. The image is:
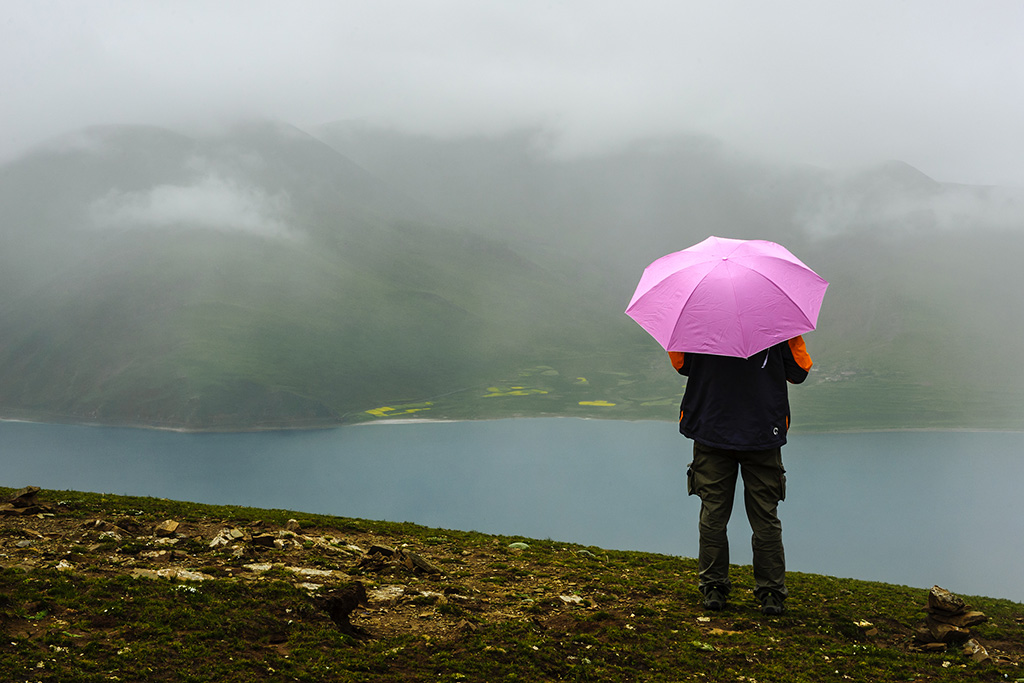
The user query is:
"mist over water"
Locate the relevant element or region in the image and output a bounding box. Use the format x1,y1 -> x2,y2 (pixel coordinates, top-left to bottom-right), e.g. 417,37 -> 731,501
3,418 -> 1021,603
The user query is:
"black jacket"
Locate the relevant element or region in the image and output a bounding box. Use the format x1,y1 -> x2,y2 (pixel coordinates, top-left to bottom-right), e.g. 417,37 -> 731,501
669,336 -> 812,450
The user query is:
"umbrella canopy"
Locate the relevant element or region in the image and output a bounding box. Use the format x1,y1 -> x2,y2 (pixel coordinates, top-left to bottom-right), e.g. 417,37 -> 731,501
625,236 -> 828,358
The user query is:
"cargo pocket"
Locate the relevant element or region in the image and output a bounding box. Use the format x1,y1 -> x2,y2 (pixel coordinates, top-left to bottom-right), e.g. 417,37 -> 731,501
686,461 -> 697,496
778,465 -> 787,502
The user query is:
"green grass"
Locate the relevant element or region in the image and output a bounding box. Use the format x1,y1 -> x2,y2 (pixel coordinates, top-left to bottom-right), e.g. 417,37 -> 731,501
349,347 -> 1024,433
2,487 -> 1023,682
4,200 -> 1024,433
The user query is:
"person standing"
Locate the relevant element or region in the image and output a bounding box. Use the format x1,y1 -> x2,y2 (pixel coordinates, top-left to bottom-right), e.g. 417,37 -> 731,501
669,335 -> 812,615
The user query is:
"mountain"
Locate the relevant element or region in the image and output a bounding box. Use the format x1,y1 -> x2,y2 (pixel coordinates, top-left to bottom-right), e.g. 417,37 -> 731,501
313,123 -> 1024,431
311,122 -> 805,276
0,122 -> 643,429
2,120 -> 1023,431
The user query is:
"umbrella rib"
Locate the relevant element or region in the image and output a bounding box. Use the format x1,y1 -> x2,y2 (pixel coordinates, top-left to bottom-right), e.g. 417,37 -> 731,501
665,260 -> 743,354
730,261 -> 817,328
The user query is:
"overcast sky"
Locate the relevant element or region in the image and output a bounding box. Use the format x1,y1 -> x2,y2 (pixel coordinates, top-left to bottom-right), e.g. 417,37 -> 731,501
4,1 -> 1024,186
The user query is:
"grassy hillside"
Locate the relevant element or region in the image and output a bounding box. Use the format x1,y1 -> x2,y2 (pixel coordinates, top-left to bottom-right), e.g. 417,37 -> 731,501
2,486 -> 1022,682
793,228 -> 1024,431
2,121 -> 1023,431
0,209 -> 647,429
0,124 -> 646,429
317,124 -> 1024,432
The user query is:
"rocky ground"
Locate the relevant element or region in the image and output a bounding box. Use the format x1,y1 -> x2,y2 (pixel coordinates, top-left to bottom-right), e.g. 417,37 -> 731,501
4,486 -> 1024,682
1,487 -> 648,645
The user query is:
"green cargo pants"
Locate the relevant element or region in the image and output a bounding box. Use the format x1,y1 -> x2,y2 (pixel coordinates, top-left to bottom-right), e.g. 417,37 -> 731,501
687,441 -> 788,600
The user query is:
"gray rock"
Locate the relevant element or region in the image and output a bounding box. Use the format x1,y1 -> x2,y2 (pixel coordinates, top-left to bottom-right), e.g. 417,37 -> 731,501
924,618 -> 971,644
930,610 -> 987,628
251,533 -> 278,547
400,549 -> 443,575
928,585 -> 967,614
963,638 -> 993,664
155,520 -> 179,537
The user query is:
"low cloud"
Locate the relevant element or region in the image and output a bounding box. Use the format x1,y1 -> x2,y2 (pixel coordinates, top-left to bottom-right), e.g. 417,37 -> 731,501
89,173 -> 296,239
796,178 -> 1024,237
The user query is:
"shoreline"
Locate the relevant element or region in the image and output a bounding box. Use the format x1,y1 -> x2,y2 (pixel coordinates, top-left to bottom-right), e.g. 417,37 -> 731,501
3,413 -> 1024,435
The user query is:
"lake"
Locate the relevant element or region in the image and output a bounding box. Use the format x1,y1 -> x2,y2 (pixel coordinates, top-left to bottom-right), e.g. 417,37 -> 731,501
2,418 -> 1021,603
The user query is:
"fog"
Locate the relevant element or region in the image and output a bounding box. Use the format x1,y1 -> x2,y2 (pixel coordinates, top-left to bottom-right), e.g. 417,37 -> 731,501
3,1 -> 1024,432
794,164 -> 1024,237
89,171 -> 296,239
5,1 -> 1024,187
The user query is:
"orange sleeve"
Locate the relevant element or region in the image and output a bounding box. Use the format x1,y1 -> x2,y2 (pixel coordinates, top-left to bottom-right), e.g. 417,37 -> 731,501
787,336 -> 813,372
669,351 -> 686,372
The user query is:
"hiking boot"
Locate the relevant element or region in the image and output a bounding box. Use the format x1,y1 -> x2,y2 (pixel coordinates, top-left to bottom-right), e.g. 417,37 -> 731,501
702,587 -> 727,611
760,591 -> 784,616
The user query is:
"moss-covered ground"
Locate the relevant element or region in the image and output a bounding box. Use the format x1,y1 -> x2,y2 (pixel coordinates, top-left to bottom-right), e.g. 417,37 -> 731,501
2,487 -> 1023,682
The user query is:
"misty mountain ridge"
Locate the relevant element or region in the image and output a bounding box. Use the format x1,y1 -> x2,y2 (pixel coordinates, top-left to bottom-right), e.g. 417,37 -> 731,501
1,120 -> 1022,430
5,122 -> 418,240
315,120 -> 1024,242
0,121 -> 634,428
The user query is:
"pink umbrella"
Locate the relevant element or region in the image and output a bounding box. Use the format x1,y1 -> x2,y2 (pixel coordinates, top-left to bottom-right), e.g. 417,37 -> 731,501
625,236 -> 828,358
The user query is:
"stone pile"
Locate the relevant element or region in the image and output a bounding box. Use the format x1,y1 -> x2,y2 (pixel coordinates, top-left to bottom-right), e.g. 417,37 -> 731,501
0,486 -> 51,516
914,585 -> 990,662
357,543 -> 444,576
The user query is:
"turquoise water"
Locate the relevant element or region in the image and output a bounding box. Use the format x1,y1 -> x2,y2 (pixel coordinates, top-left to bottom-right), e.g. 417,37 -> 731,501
2,419 -> 1021,602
